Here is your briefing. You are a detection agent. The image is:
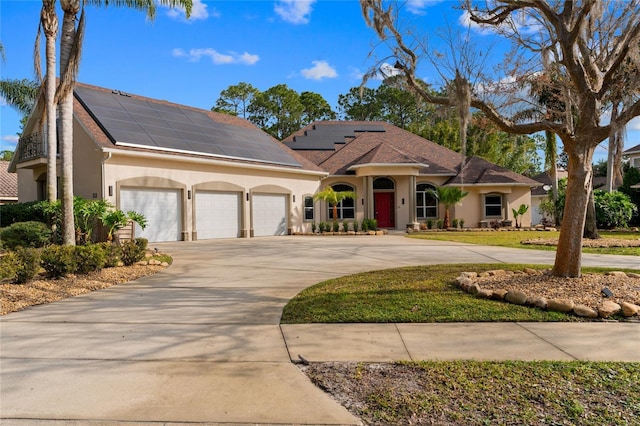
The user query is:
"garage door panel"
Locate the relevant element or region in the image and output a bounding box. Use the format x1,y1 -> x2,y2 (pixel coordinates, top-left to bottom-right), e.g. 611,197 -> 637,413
252,194 -> 287,237
120,188 -> 181,242
196,191 -> 241,239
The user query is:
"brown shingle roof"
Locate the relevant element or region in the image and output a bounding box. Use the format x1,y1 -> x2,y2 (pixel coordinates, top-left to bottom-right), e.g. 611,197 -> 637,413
286,121 -> 537,186
0,160 -> 18,199
624,143 -> 640,155
530,170 -> 568,196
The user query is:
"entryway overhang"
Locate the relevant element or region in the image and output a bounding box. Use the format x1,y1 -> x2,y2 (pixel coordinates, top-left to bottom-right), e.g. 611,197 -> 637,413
347,163 -> 428,177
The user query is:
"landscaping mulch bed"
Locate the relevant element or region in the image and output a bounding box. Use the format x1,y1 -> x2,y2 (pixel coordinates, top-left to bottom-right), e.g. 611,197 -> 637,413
522,237 -> 640,248
0,264 -> 165,315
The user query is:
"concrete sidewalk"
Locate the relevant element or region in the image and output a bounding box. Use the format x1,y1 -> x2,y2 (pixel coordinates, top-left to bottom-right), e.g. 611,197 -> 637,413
1,235 -> 639,425
282,322 -> 640,363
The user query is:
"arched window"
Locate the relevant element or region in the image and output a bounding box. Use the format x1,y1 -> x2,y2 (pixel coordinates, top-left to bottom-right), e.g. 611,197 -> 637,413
416,183 -> 438,219
373,177 -> 395,190
329,184 -> 355,220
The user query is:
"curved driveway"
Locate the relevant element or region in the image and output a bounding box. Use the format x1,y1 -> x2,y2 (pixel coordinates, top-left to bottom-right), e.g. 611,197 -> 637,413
1,235 -> 639,425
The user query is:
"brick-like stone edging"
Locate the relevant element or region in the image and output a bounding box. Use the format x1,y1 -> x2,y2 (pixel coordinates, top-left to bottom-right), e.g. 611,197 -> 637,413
455,270 -> 640,319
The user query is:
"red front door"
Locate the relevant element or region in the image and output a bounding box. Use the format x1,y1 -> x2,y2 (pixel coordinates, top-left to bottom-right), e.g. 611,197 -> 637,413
374,192 -> 395,228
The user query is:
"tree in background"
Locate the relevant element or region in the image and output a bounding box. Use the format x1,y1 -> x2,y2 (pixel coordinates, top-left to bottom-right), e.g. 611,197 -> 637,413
337,87 -> 381,121
211,82 -> 259,118
361,0 -> 640,277
300,91 -> 336,124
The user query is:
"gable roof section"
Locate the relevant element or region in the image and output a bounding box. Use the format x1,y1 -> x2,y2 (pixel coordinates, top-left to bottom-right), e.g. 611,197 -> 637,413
72,83 -> 322,172
447,156 -> 541,186
530,170 -> 569,196
0,160 -> 18,200
285,121 -> 462,176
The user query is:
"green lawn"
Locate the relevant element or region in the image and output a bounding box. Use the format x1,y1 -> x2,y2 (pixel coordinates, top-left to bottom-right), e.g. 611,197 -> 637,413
408,230 -> 640,255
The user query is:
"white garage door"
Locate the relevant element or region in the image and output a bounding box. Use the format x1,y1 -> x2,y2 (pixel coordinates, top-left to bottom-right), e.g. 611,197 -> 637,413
252,194 -> 287,237
120,188 -> 181,242
196,191 -> 241,239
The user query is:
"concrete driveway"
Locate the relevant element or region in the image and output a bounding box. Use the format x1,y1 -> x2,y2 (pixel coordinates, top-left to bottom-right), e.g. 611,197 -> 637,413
1,235 -> 639,425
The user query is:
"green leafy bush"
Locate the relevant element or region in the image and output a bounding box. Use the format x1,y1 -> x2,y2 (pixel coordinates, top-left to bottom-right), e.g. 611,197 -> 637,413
0,251 -> 19,280
0,201 -> 52,227
74,245 -> 106,274
0,221 -> 52,250
352,220 -> 359,232
41,245 -> 76,278
594,190 -> 638,229
452,218 -> 459,229
332,221 -> 340,232
13,247 -> 41,284
426,219 -> 433,229
311,222 -> 317,233
98,242 -> 121,267
342,221 -> 350,232
120,238 -> 148,266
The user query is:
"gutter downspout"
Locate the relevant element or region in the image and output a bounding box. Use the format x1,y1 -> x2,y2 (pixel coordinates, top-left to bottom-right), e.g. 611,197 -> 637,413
101,151 -> 112,199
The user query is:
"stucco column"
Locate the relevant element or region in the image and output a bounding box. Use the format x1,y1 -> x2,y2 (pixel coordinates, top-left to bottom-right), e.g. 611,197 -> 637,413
408,175 -> 418,229
365,176 -> 374,219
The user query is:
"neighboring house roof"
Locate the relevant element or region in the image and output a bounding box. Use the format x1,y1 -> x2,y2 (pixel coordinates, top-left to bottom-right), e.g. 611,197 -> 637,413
531,170 -> 569,196
284,121 -> 539,186
0,160 -> 18,201
624,143 -> 640,155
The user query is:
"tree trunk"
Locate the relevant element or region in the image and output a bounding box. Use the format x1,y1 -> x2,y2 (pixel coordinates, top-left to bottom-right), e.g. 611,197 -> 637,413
59,4 -> 77,246
443,208 -> 450,229
552,144 -> 595,277
583,190 -> 600,239
44,0 -> 57,201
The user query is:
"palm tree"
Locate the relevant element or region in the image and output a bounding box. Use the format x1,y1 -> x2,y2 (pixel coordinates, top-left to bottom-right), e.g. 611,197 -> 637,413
56,0 -> 193,245
313,187 -> 356,223
0,79 -> 39,116
429,186 -> 468,229
35,0 -> 58,202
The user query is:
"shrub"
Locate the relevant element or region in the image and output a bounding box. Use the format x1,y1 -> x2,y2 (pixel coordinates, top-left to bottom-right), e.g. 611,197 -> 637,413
352,220 -> 359,232
426,219 -> 434,229
0,221 -> 52,250
318,221 -> 327,233
332,221 -> 340,232
97,242 -> 121,267
594,190 -> 638,229
41,245 -> 76,278
13,247 -> 41,284
311,222 -> 317,233
0,251 -> 19,280
452,218 -> 459,229
459,218 -> 465,228
121,238 -> 148,266
342,221 -> 349,233
0,201 -> 52,227
74,245 -> 106,274
361,220 -> 369,232
361,218 -> 378,232
436,219 -> 444,229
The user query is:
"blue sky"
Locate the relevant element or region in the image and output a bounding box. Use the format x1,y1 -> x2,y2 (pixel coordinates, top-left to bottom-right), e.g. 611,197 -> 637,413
1,0 -> 638,163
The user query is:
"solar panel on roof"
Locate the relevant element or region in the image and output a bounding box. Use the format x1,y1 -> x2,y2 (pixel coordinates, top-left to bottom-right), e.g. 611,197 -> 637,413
75,85 -> 301,167
285,123 -> 386,151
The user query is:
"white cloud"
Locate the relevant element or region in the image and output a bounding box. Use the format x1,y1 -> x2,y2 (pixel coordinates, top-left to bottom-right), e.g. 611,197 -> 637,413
172,48 -> 259,65
300,60 -> 338,80
164,0 -> 212,21
628,116 -> 640,131
274,0 -> 315,24
406,0 -> 445,15
1,134 -> 19,151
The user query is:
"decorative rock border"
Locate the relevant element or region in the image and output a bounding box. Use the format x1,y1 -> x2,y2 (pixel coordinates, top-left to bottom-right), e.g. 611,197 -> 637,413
293,230 -> 389,236
455,270 -> 640,319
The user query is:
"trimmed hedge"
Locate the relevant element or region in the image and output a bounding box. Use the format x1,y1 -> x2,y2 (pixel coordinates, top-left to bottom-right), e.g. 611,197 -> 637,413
0,221 -> 52,250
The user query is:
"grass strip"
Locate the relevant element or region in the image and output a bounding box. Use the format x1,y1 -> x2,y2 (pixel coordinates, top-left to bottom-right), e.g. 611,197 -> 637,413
304,360 -> 640,426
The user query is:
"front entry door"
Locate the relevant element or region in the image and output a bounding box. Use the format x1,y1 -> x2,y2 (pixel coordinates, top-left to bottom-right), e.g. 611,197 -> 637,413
374,192 -> 395,228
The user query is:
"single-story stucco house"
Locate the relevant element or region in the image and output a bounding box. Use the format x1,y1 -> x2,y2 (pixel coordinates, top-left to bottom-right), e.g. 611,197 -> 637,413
10,82 -> 541,242
283,121 -> 540,230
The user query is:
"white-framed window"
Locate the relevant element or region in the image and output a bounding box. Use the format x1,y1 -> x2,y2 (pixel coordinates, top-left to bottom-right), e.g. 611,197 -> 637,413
416,183 -> 438,219
633,157 -> 640,168
329,184 -> 355,220
484,194 -> 503,218
304,195 -> 314,221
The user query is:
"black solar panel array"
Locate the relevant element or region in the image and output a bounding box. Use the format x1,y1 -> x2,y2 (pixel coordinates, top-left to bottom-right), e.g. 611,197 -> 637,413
74,86 -> 302,167
284,123 -> 385,150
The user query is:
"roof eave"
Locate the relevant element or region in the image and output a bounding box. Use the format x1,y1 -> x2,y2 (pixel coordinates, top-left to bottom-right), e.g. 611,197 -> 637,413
347,163 -> 429,171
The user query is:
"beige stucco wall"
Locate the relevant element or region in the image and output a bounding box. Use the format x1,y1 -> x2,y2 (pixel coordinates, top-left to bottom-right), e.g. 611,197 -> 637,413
455,186 -> 533,228
104,152 -> 322,239
73,119 -> 105,200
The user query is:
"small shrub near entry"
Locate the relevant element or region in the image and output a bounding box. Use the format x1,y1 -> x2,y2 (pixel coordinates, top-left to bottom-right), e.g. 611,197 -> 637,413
41,245 -> 77,278
436,219 -> 444,229
452,218 -> 459,229
459,218 -> 465,228
74,245 -> 106,274
427,219 -> 433,229
342,221 -> 349,233
13,247 -> 41,284
353,220 -> 359,232
121,238 -> 148,266
311,222 -> 317,233
361,220 -> 369,232
0,221 -> 52,250
332,221 -> 340,233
